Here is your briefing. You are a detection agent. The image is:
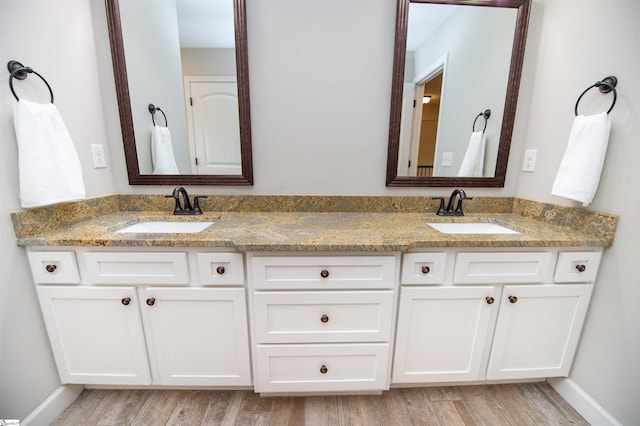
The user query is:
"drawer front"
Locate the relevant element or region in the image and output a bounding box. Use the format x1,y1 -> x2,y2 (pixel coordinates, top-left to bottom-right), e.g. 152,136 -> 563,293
454,252 -> 552,284
84,252 -> 189,284
197,253 -> 245,285
554,251 -> 602,283
253,291 -> 393,343
401,253 -> 448,284
28,251 -> 80,284
255,343 -> 389,393
250,255 -> 396,290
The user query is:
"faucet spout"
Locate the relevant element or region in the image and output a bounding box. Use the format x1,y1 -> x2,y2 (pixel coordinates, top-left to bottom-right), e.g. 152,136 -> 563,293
436,188 -> 471,216
166,186 -> 205,215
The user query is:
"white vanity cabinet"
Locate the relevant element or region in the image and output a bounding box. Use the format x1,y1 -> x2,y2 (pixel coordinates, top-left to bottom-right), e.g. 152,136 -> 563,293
247,253 -> 399,393
393,249 -> 601,384
28,248 -> 251,387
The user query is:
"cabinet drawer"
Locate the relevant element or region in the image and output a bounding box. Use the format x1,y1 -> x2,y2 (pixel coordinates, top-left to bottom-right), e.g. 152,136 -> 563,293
197,253 -> 245,285
255,343 -> 389,393
28,251 -> 80,284
84,252 -> 189,284
554,251 -> 602,283
401,253 -> 447,284
454,252 -> 552,284
253,291 -> 393,343
250,255 -> 396,290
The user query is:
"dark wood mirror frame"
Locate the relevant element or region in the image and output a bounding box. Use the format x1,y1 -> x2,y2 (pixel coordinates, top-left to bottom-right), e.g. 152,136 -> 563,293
386,0 -> 531,187
105,0 -> 253,185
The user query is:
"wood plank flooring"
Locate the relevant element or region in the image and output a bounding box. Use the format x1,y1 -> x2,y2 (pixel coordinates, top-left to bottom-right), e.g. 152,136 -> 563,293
52,383 -> 587,425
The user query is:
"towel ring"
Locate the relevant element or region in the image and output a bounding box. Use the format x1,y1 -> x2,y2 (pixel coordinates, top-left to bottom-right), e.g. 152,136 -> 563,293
7,60 -> 55,103
472,109 -> 491,133
148,104 -> 168,127
574,76 -> 617,116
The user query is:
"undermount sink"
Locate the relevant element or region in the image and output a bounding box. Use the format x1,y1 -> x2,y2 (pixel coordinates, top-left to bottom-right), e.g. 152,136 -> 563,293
427,222 -> 519,235
117,221 -> 214,234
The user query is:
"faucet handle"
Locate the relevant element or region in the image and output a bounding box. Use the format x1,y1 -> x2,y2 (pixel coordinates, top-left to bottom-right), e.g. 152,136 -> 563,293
431,197 -> 446,216
193,196 -> 208,215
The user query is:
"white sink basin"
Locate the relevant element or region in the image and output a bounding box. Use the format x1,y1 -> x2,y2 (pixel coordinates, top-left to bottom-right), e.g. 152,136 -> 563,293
427,222 -> 519,235
117,221 -> 214,234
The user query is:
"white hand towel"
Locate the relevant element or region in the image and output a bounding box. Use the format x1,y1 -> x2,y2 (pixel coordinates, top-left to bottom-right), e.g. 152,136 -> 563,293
13,100 -> 86,208
151,125 -> 179,174
552,112 -> 611,207
457,131 -> 486,177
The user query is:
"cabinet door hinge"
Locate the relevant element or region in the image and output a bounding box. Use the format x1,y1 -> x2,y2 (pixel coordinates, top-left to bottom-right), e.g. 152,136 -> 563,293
195,157 -> 198,165
190,97 -> 193,106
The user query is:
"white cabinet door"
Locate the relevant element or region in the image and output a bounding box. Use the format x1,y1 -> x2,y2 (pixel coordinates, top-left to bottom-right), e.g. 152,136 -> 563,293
487,284 -> 592,380
37,286 -> 151,385
140,287 -> 251,386
392,286 -> 499,383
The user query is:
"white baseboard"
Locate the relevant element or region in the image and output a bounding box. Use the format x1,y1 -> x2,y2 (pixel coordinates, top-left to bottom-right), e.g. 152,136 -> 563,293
21,384 -> 84,426
548,378 -> 621,426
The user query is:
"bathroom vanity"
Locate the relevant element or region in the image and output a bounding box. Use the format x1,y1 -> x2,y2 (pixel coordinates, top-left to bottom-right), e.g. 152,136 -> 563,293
12,195 -> 616,394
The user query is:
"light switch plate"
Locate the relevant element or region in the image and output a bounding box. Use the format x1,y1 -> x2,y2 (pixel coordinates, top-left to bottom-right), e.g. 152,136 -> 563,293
442,152 -> 453,167
91,144 -> 107,168
522,149 -> 537,172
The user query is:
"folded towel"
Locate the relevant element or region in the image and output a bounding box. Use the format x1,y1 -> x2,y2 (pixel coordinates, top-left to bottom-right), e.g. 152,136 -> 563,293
552,112 -> 611,207
457,131 -> 486,177
151,125 -> 179,174
13,100 -> 86,208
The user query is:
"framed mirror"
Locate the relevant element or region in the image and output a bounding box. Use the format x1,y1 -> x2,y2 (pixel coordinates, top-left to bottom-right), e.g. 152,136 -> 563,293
105,0 -> 253,185
386,0 -> 531,187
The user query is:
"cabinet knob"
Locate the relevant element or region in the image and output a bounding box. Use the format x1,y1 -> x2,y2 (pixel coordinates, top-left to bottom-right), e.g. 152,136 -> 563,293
576,264 -> 586,273
121,297 -> 131,306
45,264 -> 57,273
216,266 -> 226,275
320,314 -> 329,323
485,296 -> 495,305
320,269 -> 330,278
421,265 -> 430,274
146,298 -> 156,306
508,295 -> 518,304
320,365 -> 328,374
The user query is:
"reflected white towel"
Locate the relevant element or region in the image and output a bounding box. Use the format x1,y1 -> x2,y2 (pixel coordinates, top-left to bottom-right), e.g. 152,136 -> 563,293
552,112 -> 611,207
13,100 -> 85,208
151,125 -> 179,174
457,131 -> 486,177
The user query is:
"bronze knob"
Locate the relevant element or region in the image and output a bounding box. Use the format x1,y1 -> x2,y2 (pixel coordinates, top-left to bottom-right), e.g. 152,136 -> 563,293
508,295 -> 518,304
421,265 -> 430,274
146,298 -> 156,306
485,296 -> 495,305
121,297 -> 131,306
320,365 -> 328,374
45,264 -> 57,273
216,266 -> 226,275
320,314 -> 329,323
320,269 -> 329,278
576,264 -> 586,272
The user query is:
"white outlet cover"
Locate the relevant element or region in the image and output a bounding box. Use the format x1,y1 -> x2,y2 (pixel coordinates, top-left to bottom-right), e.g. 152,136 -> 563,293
522,149 -> 537,172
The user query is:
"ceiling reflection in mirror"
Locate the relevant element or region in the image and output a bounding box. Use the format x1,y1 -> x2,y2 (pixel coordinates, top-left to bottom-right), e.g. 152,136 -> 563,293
106,0 -> 253,185
387,0 -> 531,187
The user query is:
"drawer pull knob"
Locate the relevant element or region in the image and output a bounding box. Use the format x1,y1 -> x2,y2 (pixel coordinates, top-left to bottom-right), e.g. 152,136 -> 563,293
421,265 -> 430,274
576,264 -> 586,272
121,297 -> 131,306
146,298 -> 156,306
320,269 -> 330,278
216,266 -> 226,275
485,296 -> 495,305
320,365 -> 328,374
508,295 -> 518,304
320,314 -> 329,323
45,264 -> 57,273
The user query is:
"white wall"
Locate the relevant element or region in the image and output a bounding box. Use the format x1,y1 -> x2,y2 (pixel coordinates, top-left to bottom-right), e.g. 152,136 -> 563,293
0,0 -> 116,419
514,1 -> 640,423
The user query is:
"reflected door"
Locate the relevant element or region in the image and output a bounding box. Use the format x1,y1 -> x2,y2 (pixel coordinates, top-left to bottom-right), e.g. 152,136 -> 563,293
186,78 -> 242,175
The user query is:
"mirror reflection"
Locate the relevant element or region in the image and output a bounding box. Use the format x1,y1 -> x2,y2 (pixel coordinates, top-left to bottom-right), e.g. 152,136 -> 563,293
106,0 -> 253,185
387,0 -> 531,187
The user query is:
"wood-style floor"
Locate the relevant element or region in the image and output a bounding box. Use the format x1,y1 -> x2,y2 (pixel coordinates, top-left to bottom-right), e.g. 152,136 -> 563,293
52,383 -> 587,425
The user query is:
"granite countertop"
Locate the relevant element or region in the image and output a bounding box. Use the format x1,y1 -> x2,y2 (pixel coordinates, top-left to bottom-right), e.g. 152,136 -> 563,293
11,195 -> 618,251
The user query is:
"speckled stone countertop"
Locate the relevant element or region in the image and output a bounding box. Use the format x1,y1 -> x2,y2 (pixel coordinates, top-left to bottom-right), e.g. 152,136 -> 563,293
10,195 -> 618,251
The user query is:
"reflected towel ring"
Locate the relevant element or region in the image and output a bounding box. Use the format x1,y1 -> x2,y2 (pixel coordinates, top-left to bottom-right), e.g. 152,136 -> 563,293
472,109 -> 491,133
148,104 -> 168,127
574,76 -> 617,116
7,60 -> 55,103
